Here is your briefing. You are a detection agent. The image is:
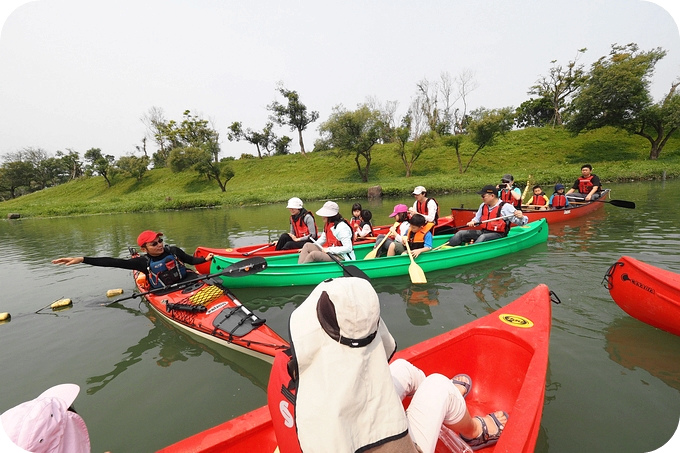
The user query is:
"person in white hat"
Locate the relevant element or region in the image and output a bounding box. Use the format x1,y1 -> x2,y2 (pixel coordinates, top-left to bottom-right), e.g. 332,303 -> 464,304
409,186 -> 440,225
284,277 -> 507,452
297,201 -> 356,263
275,197 -> 319,251
0,384 -> 90,453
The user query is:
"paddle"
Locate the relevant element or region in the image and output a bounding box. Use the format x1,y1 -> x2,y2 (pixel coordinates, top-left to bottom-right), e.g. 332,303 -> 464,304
364,222 -> 399,260
431,215 -> 514,251
242,242 -> 275,256
403,240 -> 427,284
105,256 -> 267,306
566,196 -> 635,209
309,238 -> 370,281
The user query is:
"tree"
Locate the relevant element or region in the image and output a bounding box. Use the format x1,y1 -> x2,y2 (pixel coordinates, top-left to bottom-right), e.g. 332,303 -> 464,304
141,107 -> 172,168
318,105 -> 386,182
227,121 -> 280,158
84,148 -> 116,187
268,85 -> 319,156
529,49 -> 588,127
567,43 -> 678,160
461,107 -> 515,173
117,155 -> 150,181
415,71 -> 478,136
393,113 -> 437,177
168,146 -> 233,192
514,97 -> 555,128
0,160 -> 34,199
55,149 -> 83,181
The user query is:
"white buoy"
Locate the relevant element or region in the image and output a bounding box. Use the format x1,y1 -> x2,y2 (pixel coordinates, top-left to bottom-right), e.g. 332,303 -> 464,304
50,298 -> 73,310
0,312 -> 10,322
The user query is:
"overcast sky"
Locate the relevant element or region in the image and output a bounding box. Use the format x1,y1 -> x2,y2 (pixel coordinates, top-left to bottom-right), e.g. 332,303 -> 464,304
0,0 -> 679,160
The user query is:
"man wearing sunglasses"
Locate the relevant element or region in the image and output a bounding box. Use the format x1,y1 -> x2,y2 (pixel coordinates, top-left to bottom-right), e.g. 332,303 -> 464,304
52,230 -> 213,289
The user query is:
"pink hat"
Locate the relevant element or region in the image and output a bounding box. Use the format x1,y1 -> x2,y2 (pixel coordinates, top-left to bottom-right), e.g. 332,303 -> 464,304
0,384 -> 90,453
137,230 -> 163,247
388,204 -> 408,218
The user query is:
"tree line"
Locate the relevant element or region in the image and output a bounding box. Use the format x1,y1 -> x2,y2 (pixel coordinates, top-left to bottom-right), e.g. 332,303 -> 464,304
2,42 -> 678,199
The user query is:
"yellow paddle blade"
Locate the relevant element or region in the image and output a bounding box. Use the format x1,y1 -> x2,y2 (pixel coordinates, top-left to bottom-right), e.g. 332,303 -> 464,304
409,262 -> 427,284
364,248 -> 379,260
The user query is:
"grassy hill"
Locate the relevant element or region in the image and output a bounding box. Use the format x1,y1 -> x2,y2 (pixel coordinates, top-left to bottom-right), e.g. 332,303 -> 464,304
2,127 -> 680,218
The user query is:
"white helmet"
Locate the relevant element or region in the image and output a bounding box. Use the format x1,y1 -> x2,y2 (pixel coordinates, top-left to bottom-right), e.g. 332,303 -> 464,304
286,197 -> 304,209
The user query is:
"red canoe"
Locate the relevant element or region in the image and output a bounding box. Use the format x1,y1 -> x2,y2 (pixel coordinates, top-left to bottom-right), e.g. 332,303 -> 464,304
449,189 -> 611,228
603,256 -> 680,337
193,216 -> 457,274
132,269 -> 289,362
159,284 -> 553,453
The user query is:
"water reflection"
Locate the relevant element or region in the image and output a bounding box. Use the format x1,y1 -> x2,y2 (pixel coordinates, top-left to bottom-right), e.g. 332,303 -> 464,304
86,301 -> 270,395
604,316 -> 680,392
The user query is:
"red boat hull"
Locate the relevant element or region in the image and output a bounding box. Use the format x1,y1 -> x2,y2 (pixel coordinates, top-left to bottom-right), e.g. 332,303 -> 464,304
193,217 -> 457,274
135,271 -> 289,362
604,256 -> 680,337
449,189 -> 610,228
160,284 -> 552,453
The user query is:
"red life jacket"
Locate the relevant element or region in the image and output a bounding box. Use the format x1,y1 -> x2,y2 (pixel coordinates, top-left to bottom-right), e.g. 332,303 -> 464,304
416,197 -> 440,223
500,188 -> 522,209
481,202 -> 510,234
323,220 -> 353,247
578,175 -> 595,194
357,221 -> 374,238
531,194 -> 547,206
291,211 -> 317,238
551,193 -> 567,208
407,223 -> 434,249
267,349 -> 303,453
349,216 -> 362,232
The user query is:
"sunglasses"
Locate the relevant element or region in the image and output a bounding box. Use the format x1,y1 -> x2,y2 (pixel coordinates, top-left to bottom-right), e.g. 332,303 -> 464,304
147,238 -> 163,247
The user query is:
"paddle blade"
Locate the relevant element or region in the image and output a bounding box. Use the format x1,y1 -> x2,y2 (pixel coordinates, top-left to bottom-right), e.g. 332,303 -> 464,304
218,256 -> 267,277
408,262 -> 427,284
364,248 -> 379,260
609,199 -> 636,209
340,263 -> 371,281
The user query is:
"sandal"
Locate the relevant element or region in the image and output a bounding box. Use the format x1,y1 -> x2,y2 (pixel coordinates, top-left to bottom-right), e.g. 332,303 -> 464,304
451,373 -> 472,399
461,411 -> 508,451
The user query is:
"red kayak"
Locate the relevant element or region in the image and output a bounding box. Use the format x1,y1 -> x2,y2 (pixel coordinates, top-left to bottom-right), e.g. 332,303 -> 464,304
193,216 -> 457,274
131,256 -> 289,362
450,189 -> 612,228
159,284 -> 553,452
604,256 -> 680,337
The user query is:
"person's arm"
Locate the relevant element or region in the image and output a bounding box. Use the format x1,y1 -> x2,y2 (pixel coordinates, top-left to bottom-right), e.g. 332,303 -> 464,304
424,199 -> 437,223
54,255 -> 148,272
468,205 -> 484,226
585,176 -> 601,200
357,224 -> 371,238
566,179 -> 578,195
542,195 -> 550,205
500,204 -> 527,225
171,246 -> 212,265
300,214 -> 316,241
511,187 -> 522,202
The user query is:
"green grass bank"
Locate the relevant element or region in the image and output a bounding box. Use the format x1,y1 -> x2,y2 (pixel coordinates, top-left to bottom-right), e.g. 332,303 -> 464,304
2,127 -> 680,219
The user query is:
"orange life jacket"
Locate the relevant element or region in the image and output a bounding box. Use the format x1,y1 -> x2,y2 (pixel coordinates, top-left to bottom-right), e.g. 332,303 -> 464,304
416,197 -> 440,223
267,349 -> 303,453
481,202 -> 510,234
349,216 -> 362,232
500,188 -> 522,209
291,211 -> 317,238
551,193 -> 567,208
407,223 -> 434,249
531,194 -> 547,206
323,220 -> 353,247
578,175 -> 595,194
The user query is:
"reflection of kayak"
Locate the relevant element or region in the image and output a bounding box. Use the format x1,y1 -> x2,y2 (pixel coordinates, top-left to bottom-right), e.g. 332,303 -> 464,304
603,256 -> 680,337
210,219 -> 548,288
604,316 -> 680,392
159,284 -> 553,453
450,189 -> 611,228
132,266 -> 289,362
193,216 -> 458,274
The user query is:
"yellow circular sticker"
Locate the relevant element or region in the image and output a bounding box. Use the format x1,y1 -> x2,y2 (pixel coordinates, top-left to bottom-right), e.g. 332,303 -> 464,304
499,314 -> 534,328
224,248 -> 233,252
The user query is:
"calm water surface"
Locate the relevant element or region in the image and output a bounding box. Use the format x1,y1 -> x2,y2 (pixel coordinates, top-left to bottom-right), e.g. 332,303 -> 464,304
1,180 -> 679,452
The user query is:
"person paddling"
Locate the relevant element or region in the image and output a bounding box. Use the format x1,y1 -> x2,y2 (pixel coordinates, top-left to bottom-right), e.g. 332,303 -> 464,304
52,230 -> 213,289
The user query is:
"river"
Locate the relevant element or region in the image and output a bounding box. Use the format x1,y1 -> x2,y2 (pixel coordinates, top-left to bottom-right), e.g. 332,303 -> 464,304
1,180 -> 679,452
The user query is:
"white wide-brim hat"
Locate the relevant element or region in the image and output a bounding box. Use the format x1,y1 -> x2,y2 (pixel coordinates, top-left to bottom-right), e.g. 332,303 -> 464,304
286,197 -> 304,209
315,201 -> 340,217
0,384 -> 90,453
290,277 -> 407,452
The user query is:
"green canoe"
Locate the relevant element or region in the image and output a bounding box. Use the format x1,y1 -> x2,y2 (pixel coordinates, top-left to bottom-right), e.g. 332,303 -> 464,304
211,218 -> 548,288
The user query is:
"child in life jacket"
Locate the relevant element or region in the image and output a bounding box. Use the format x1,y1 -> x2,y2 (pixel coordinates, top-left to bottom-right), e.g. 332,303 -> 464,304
349,203 -> 363,233
354,209 -> 374,241
527,185 -> 550,210
549,184 -> 570,209
397,214 -> 433,258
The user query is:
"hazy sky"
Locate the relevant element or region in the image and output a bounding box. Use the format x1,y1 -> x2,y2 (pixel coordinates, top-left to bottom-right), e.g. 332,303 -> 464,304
0,0 -> 679,160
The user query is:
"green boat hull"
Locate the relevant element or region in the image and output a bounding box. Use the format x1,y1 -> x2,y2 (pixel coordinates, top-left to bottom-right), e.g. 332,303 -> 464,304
211,218 -> 548,288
